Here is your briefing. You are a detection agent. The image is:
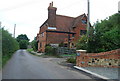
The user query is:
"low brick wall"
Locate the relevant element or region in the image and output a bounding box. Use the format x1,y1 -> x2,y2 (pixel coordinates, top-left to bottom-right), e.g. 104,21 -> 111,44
76,49 -> 120,68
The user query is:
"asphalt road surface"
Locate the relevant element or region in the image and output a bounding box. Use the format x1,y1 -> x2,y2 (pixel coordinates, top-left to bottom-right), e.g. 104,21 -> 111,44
2,50 -> 92,79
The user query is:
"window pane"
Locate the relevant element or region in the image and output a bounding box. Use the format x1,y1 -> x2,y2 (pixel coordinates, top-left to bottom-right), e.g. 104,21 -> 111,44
80,30 -> 87,35
82,20 -> 87,24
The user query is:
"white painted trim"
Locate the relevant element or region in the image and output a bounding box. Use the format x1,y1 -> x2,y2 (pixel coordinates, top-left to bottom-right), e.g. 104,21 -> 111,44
74,66 -> 110,79
76,50 -> 87,52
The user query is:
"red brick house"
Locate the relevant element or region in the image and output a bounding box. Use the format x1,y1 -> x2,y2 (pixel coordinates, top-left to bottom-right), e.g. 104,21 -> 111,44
37,2 -> 88,52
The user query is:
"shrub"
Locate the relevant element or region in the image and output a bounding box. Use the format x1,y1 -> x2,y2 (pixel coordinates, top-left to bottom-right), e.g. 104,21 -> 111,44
76,35 -> 88,50
66,57 -> 76,64
45,45 -> 57,56
31,40 -> 38,51
2,28 -> 19,66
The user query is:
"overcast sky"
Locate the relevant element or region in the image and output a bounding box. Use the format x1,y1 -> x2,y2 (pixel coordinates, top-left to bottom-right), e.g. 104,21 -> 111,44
0,0 -> 119,41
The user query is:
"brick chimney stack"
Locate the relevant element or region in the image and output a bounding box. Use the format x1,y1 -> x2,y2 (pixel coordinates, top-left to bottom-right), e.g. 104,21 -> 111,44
48,2 -> 57,27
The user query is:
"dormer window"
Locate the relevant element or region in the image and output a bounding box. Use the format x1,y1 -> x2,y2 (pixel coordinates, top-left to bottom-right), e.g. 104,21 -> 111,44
82,20 -> 87,24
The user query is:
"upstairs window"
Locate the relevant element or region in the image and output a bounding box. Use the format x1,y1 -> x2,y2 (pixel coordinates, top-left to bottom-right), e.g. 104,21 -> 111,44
41,32 -> 44,37
82,20 -> 87,24
80,30 -> 87,35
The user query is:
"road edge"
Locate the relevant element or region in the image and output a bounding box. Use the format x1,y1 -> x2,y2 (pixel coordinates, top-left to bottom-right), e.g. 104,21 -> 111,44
74,66 -> 110,79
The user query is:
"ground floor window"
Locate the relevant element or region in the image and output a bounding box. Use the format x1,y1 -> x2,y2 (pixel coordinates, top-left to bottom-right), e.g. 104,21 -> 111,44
80,30 -> 87,35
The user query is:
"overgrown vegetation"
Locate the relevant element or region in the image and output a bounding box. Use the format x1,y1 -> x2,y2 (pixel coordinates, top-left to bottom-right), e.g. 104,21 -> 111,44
27,48 -> 37,55
27,48 -> 33,52
66,57 -> 76,64
31,37 -> 38,51
45,44 -> 57,56
2,28 -> 19,67
76,35 -> 88,50
76,13 -> 120,53
16,34 -> 29,49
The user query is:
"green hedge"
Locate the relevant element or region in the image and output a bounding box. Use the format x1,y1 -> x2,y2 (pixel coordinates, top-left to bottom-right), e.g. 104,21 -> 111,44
2,28 -> 19,66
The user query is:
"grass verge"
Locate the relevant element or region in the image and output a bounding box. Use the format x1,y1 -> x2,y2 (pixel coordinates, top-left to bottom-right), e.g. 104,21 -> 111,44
27,48 -> 42,56
27,48 -> 62,58
60,54 -> 76,57
2,54 -> 13,67
44,53 -> 63,58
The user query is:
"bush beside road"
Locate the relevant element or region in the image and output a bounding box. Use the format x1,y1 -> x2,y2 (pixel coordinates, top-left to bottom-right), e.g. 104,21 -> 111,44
2,28 -> 19,67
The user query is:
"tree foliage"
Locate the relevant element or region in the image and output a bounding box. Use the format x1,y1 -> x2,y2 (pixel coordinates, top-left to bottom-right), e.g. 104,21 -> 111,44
76,35 -> 88,50
31,37 -> 38,51
16,34 -> 29,49
19,40 -> 29,49
2,28 -> 19,56
1,28 -> 19,66
76,13 -> 120,53
16,34 -> 29,42
92,13 -> 120,52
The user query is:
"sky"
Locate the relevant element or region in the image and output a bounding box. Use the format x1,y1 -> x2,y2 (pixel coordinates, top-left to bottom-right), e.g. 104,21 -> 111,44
0,0 -> 119,41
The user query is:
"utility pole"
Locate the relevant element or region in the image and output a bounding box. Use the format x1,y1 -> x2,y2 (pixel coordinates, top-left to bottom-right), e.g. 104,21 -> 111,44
87,0 -> 90,37
14,24 -> 16,38
118,1 -> 120,13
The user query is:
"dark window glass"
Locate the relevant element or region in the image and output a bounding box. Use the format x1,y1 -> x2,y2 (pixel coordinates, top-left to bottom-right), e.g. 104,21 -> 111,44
82,20 -> 87,24
80,30 -> 87,35
72,34 -> 75,37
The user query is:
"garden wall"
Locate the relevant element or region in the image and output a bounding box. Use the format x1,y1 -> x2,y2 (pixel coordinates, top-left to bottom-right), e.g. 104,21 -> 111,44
76,49 -> 120,68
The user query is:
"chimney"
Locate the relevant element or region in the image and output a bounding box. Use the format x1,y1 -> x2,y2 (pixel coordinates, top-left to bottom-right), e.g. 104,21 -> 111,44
48,2 -> 57,27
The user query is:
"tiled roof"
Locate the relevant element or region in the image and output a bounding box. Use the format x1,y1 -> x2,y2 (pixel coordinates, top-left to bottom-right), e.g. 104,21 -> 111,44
56,15 -> 75,32
72,14 -> 86,27
55,14 -> 86,32
39,13 -> 87,34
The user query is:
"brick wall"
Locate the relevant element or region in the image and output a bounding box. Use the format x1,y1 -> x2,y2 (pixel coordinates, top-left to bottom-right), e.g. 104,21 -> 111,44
76,49 -> 120,68
72,19 -> 87,43
46,32 -> 69,44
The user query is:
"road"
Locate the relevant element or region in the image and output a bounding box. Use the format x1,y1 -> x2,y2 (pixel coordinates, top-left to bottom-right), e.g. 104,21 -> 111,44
2,50 -> 92,79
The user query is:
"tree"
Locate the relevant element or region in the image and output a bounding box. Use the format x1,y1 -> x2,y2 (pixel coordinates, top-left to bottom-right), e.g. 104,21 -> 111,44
19,40 -> 29,49
76,35 -> 88,50
76,13 -> 120,53
2,28 -> 19,56
16,34 -> 29,49
16,34 -> 29,42
92,13 -> 120,52
31,37 -> 38,51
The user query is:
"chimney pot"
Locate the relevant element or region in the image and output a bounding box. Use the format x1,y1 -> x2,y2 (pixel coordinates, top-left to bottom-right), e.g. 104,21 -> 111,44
52,2 -> 53,6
